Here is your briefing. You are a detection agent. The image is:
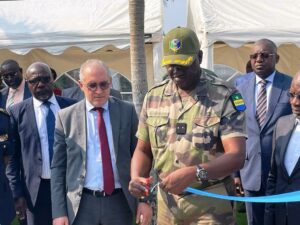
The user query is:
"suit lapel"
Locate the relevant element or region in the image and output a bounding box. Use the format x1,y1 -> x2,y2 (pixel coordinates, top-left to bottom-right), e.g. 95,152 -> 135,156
289,119 -> 300,177
262,72 -> 282,130
0,87 -> 9,108
108,97 -> 120,157
76,100 -> 87,167
27,98 -> 42,156
23,82 -> 32,100
280,116 -> 295,177
55,96 -> 68,109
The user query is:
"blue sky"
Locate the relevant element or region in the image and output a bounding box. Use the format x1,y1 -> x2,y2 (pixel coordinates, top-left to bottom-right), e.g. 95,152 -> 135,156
164,1 -> 187,32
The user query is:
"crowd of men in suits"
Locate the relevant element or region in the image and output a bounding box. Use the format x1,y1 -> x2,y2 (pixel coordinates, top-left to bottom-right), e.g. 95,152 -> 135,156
1,35 -> 300,225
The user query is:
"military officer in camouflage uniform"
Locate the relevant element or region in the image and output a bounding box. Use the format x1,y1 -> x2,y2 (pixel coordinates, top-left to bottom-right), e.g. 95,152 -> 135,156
129,27 -> 247,225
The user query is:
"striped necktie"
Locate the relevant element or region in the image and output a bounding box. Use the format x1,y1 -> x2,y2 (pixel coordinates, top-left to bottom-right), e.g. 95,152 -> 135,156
256,80 -> 268,128
6,89 -> 17,111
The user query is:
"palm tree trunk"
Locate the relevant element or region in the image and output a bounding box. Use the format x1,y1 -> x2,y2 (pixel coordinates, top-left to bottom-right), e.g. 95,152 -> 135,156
129,0 -> 148,115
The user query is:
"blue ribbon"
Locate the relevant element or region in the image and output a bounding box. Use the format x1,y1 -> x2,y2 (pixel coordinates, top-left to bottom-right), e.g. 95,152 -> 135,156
185,187 -> 300,203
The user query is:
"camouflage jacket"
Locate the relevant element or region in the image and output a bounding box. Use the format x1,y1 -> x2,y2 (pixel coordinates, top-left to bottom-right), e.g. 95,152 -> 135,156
137,70 -> 246,188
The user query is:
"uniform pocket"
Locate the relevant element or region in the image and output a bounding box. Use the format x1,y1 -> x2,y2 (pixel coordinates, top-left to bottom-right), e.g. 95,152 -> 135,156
146,116 -> 169,148
192,116 -> 220,151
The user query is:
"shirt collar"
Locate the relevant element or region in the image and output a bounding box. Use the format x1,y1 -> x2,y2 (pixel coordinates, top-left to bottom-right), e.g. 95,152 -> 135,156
86,99 -> 109,112
255,71 -> 276,85
33,94 -> 56,108
295,117 -> 300,125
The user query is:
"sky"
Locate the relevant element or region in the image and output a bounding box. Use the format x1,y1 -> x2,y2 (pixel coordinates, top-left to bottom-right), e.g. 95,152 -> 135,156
164,0 -> 187,32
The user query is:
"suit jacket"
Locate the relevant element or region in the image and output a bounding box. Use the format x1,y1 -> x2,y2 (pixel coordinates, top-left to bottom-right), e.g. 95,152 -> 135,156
265,115 -> 300,225
51,97 -> 138,223
235,71 -> 292,191
0,81 -> 32,109
6,96 -> 76,210
0,109 -> 15,225
62,85 -> 122,100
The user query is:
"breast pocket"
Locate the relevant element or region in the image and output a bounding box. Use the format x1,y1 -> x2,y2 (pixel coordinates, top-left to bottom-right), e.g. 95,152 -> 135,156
146,117 -> 169,148
192,116 -> 220,151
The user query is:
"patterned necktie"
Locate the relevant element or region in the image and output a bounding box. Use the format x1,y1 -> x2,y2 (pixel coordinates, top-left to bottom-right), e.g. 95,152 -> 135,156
256,80 -> 268,128
44,101 -> 55,164
95,107 -> 115,194
6,89 -> 17,111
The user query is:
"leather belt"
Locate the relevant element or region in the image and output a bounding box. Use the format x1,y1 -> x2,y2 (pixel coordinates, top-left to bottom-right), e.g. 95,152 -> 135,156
83,188 -> 122,197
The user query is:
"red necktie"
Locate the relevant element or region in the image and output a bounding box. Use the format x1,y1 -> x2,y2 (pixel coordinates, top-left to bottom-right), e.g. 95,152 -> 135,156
95,107 -> 115,194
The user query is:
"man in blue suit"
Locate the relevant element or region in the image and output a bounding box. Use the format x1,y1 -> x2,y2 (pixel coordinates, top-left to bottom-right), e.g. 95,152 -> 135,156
234,39 -> 292,225
6,62 -> 76,225
0,60 -> 31,110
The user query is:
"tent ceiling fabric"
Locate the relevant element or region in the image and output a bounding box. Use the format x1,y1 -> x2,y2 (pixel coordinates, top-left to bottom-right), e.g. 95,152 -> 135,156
0,0 -> 163,55
187,0 -> 300,48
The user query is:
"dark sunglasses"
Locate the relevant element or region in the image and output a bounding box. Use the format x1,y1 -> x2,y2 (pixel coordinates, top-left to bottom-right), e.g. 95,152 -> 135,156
287,92 -> 300,100
85,81 -> 110,91
1,71 -> 18,80
249,53 -> 275,60
27,76 -> 51,85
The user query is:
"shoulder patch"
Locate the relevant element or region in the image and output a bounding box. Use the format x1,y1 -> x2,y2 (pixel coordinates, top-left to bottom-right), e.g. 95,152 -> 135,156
230,93 -> 246,111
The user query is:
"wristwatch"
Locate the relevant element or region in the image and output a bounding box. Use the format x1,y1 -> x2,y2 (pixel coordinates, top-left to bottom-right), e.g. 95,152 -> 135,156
196,165 -> 208,182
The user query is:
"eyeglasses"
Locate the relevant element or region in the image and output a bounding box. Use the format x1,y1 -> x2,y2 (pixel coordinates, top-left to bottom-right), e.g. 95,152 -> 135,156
1,71 -> 18,80
85,81 -> 110,91
249,53 -> 276,60
287,92 -> 300,100
27,76 -> 51,85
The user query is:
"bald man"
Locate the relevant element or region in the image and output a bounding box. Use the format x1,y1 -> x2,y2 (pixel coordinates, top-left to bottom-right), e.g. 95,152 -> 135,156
234,39 -> 292,225
6,62 -> 76,225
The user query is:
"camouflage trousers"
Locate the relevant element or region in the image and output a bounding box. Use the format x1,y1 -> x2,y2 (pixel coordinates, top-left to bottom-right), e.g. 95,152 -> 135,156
156,182 -> 236,225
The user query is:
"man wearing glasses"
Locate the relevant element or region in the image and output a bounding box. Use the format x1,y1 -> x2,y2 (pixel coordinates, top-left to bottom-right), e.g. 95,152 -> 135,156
234,39 -> 292,225
265,71 -> 300,225
0,59 -> 31,111
6,62 -> 76,225
51,59 -> 151,225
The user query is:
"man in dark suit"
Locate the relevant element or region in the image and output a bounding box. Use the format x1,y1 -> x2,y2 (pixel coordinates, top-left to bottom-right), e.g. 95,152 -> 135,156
0,59 -> 31,110
6,62 -> 76,225
62,83 -> 122,100
0,105 -> 15,225
51,59 -> 151,225
234,39 -> 292,225
264,71 -> 300,225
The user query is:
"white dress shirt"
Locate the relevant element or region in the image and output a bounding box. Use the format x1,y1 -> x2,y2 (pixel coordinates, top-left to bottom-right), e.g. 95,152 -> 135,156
33,95 -> 60,179
84,99 -> 121,191
284,119 -> 300,176
255,71 -> 275,112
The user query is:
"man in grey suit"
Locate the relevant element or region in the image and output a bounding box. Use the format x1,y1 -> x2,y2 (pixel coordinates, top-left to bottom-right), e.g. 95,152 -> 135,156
51,59 -> 151,225
265,72 -> 300,225
234,39 -> 292,225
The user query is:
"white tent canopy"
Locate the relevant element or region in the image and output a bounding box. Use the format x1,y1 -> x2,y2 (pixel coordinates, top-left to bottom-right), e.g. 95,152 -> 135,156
187,0 -> 300,75
0,0 -> 163,85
